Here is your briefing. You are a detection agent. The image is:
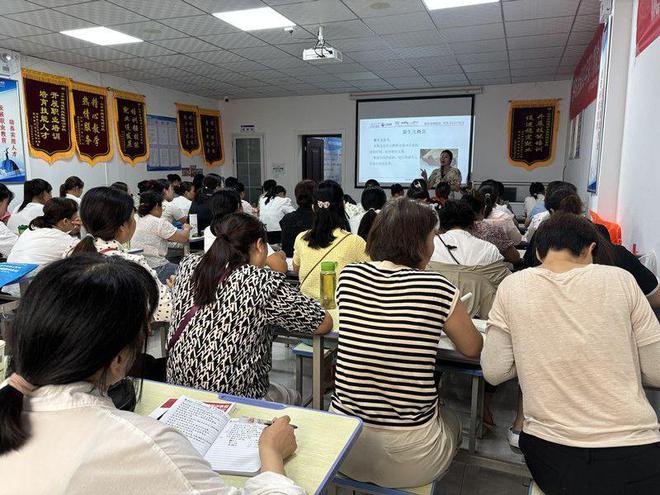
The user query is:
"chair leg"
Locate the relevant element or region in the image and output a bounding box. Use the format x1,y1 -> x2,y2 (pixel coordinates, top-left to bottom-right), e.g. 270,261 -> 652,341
296,356 -> 304,395
469,375 -> 479,454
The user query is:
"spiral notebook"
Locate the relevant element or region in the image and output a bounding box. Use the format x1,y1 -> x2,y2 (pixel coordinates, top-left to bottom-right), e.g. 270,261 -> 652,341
158,396 -> 266,476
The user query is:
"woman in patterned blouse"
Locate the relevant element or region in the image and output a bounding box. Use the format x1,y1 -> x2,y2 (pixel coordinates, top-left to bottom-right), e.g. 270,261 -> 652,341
167,212 -> 332,403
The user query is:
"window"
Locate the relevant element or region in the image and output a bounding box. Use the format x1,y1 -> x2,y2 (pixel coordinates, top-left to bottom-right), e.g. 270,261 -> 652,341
568,112 -> 582,160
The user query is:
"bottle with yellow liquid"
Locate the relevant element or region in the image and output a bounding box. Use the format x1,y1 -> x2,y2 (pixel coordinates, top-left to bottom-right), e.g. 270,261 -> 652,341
320,261 -> 337,309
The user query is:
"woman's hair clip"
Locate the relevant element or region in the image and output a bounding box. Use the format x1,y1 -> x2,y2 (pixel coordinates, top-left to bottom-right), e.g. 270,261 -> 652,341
316,201 -> 330,209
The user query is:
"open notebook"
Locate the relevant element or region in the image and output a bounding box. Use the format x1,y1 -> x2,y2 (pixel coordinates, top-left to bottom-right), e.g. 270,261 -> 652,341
158,396 -> 266,476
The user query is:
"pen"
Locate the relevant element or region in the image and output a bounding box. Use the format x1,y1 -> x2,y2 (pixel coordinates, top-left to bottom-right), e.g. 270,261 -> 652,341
245,417 -> 298,429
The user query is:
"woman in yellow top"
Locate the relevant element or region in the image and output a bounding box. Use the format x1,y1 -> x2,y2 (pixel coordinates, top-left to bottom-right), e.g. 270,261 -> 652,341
293,180 -> 370,299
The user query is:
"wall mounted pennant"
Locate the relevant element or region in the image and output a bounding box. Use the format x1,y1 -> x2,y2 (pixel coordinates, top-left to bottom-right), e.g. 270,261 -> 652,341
70,81 -> 113,167
113,89 -> 148,166
507,99 -> 560,171
198,108 -> 224,167
22,69 -> 74,164
176,103 -> 201,157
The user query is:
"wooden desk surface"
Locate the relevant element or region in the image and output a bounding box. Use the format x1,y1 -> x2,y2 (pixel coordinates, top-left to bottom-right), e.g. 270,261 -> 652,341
135,380 -> 362,495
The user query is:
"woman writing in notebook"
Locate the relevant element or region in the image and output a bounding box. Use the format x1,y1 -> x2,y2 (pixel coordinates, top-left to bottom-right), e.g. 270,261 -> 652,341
168,213 -> 332,404
0,255 -> 304,495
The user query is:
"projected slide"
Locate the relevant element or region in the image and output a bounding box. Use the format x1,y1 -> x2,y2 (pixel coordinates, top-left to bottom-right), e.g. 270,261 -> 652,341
359,116 -> 471,185
355,96 -> 474,187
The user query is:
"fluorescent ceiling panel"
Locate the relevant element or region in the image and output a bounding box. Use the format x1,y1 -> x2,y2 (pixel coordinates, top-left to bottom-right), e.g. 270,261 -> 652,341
60,26 -> 142,45
423,0 -> 499,10
213,7 -> 295,31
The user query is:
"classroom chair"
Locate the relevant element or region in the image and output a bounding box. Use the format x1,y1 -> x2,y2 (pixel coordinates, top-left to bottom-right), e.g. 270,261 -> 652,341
528,480 -> 546,495
292,342 -> 335,406
436,361 -> 485,454
426,261 -> 509,318
333,474 -> 441,495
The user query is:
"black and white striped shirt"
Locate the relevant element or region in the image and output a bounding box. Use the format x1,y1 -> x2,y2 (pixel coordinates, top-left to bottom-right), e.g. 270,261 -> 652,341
331,261 -> 459,428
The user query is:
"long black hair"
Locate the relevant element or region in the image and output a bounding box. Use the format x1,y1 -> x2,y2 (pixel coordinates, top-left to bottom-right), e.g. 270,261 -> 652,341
261,179 -> 276,198
29,198 -> 78,230
0,255 -> 158,455
303,180 -> 349,249
192,213 -> 267,306
137,191 -> 163,217
209,189 -> 241,236
18,179 -> 52,212
357,187 -> 387,240
71,187 -> 135,254
265,185 -> 286,205
59,176 -> 84,198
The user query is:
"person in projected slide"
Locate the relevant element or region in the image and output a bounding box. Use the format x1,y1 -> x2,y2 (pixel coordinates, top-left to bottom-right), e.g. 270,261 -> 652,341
421,149 -> 462,192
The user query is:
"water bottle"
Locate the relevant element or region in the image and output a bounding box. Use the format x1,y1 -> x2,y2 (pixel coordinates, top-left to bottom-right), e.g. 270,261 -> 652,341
320,261 -> 337,309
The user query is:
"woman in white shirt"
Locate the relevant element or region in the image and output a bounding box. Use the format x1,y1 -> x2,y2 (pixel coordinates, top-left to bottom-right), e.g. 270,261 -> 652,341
478,182 -> 522,245
8,198 -> 79,266
59,176 -> 84,205
523,182 -> 544,225
0,254 -> 303,495
0,183 -> 18,257
259,185 -> 295,244
139,179 -> 187,225
67,186 -> 171,323
432,200 -> 504,266
7,178 -> 52,234
132,191 -> 191,283
171,181 -> 195,216
204,189 -> 287,273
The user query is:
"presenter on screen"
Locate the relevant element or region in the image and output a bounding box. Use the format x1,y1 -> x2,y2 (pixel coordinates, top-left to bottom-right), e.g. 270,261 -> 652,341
421,149 -> 461,192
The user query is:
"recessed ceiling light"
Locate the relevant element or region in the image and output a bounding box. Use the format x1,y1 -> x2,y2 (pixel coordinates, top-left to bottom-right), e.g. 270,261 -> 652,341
60,27 -> 142,45
213,7 -> 295,31
423,0 -> 499,10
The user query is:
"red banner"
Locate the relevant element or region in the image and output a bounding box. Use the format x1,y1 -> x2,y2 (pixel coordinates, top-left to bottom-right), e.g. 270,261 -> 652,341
636,0 -> 660,55
569,24 -> 604,120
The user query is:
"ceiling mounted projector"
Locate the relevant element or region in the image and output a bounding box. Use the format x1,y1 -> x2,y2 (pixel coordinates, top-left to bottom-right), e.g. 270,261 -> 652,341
303,26 -> 343,63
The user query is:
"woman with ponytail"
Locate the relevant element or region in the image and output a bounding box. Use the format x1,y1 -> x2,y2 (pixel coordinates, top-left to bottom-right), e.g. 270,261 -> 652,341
259,184 -> 295,245
7,178 -> 52,234
7,198 -> 79,267
132,191 -> 191,283
59,176 -> 84,204
478,181 -> 522,245
0,255 -> 305,494
167,213 -> 332,403
67,186 -> 171,322
293,180 -> 370,299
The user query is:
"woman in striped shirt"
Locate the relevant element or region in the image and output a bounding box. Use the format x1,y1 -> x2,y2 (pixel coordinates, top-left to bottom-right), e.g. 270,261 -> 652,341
330,198 -> 482,488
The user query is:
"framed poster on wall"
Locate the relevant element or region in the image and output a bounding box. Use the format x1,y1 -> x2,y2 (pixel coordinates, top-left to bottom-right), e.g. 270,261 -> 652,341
146,115 -> 181,171
0,78 -> 26,182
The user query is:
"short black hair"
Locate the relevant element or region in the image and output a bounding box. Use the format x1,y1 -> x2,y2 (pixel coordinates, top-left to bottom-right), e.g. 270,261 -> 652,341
535,213 -> 599,260
390,184 -> 404,197
439,200 -> 475,231
365,179 -> 381,189
361,187 -> 387,211
167,174 -> 182,183
435,182 -> 451,200
294,180 -> 316,208
529,182 -> 545,197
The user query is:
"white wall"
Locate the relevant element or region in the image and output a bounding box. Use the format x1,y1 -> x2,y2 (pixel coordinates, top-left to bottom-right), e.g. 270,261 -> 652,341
219,80 -> 572,201
8,54 -> 218,208
617,0 -> 660,260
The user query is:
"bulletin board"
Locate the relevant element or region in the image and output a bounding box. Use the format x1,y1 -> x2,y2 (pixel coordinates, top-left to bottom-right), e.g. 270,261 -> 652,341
146,114 -> 181,171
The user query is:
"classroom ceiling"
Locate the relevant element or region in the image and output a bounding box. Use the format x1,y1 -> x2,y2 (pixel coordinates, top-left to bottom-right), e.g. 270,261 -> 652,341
0,0 -> 599,99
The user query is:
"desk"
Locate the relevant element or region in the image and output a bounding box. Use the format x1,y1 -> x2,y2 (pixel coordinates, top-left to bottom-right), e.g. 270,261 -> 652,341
184,235 -> 205,255
135,380 -> 362,495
